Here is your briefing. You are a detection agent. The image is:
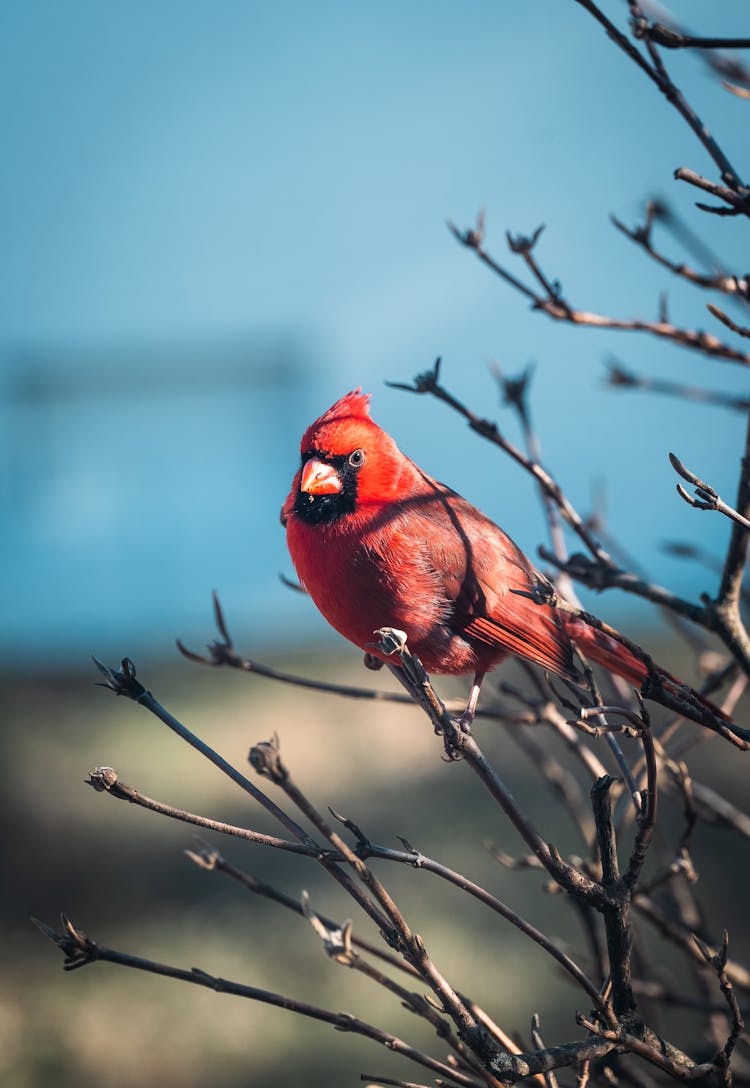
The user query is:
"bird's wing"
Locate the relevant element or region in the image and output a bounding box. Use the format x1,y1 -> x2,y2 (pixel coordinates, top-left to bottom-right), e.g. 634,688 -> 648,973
414,484 -> 580,682
463,602 -> 579,682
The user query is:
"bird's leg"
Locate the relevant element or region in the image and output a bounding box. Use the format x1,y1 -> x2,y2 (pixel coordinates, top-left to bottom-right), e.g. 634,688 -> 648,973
455,671 -> 485,733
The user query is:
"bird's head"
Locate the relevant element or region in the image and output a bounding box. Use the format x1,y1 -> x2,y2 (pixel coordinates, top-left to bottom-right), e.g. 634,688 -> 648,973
283,390 -> 409,527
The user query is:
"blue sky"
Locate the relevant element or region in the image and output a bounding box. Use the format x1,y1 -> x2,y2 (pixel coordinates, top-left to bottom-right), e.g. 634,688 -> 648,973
2,1 -> 748,664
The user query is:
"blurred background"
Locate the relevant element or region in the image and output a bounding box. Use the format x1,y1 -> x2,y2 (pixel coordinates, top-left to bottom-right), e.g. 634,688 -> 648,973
3,2 -> 750,1085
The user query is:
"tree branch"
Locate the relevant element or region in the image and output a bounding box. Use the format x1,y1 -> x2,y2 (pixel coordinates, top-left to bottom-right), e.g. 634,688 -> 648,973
574,0 -> 747,200
448,218 -> 750,365
33,916 -> 485,1088
248,734 -> 499,1063
591,776 -> 636,1021
669,452 -> 750,530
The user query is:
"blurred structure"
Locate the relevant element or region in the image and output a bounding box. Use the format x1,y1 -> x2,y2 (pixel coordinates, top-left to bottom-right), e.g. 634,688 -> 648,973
1,336 -> 318,664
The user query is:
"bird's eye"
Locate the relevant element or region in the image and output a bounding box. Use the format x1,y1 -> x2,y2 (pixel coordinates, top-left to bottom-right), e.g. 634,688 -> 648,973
348,449 -> 366,468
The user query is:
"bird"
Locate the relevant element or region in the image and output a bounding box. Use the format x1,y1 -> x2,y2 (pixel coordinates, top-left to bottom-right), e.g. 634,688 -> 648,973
282,389 -> 728,730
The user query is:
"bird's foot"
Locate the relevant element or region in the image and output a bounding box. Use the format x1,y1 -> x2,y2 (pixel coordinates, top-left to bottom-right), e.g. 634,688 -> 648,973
452,708 -> 474,735
452,673 -> 484,736
441,707 -> 475,760
441,729 -> 466,761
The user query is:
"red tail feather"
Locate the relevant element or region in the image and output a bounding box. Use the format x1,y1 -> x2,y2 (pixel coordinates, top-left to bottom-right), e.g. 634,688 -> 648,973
563,617 -> 730,724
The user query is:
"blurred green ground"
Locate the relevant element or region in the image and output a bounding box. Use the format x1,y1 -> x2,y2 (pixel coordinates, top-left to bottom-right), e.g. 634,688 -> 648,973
4,638 -> 750,1087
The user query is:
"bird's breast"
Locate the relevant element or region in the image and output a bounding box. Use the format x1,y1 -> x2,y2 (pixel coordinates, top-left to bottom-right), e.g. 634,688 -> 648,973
286,511 -> 491,675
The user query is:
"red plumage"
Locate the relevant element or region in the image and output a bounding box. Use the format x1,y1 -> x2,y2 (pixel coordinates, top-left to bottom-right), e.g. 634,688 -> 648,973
283,390 -> 725,725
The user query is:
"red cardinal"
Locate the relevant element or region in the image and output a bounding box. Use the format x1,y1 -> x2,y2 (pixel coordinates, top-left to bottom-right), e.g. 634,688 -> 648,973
282,390 -> 726,728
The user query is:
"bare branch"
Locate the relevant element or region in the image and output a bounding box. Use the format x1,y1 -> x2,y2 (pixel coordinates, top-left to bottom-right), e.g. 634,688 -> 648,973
186,845 -> 421,979
622,704 -> 658,891
177,591 -> 519,725
301,899 -> 466,1070
663,777 -> 750,841
517,582 -> 750,747
360,1077 -> 433,1088
724,82 -> 750,100
90,656 -> 318,846
674,168 -> 750,217
693,931 -> 746,1068
574,0 -> 747,198
708,304 -> 750,341
389,357 -> 610,562
448,220 -> 750,365
490,361 -> 577,601
637,25 -> 750,52
576,1013 -> 718,1083
530,1014 -> 561,1088
85,751 -> 606,1014
33,917 -> 484,1088
540,545 -> 707,622
248,734 -> 498,1061
591,776 -> 636,1020
177,590 -> 424,705
610,211 -> 749,298
633,897 -> 750,992
87,767 -> 316,857
669,452 -> 750,529
377,631 -> 628,933
487,1036 -> 617,1082
604,360 -> 750,413
711,409 -> 750,667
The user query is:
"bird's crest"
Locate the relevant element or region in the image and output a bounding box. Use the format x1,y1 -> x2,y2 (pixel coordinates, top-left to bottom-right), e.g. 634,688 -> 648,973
300,389 -> 379,457
315,389 -> 372,427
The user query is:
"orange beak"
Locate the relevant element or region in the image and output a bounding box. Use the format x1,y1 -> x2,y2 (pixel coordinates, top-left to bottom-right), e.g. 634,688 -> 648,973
300,458 -> 343,495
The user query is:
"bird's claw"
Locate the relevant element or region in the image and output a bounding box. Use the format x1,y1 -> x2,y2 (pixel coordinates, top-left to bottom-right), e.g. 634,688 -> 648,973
453,711 -> 474,735
374,627 -> 409,656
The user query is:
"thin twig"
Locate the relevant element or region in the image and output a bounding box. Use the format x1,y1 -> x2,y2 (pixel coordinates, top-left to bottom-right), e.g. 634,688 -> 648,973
33,917 -> 484,1088
186,844 -> 422,979
633,897 -> 750,991
360,1077 -> 432,1088
490,366 -> 641,819
669,453 -> 750,530
530,1013 -> 561,1088
637,26 -> 750,52
591,777 -> 636,1021
604,360 -> 749,413
248,734 -> 497,1061
448,218 -> 750,363
622,708 -> 658,892
574,0 -> 747,197
693,931 -> 746,1068
301,894 -> 503,1088
708,304 -> 750,341
389,357 -> 610,562
91,656 -> 316,846
176,591 -> 520,724
610,211 -> 749,298
389,359 -> 750,678
711,408 -> 750,670
87,768 -> 316,857
517,583 -> 750,747
674,168 -> 750,217
91,657 -> 397,935
379,630 -> 614,911
86,759 -> 607,1014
